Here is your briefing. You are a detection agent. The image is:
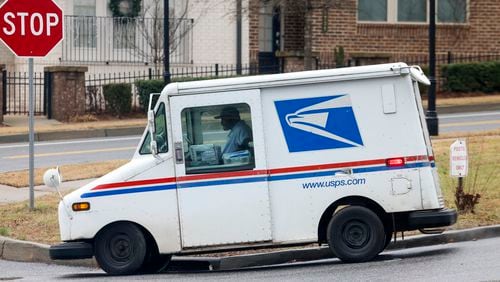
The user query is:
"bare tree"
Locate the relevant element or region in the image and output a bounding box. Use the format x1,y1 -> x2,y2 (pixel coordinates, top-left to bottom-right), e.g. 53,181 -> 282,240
121,0 -> 197,70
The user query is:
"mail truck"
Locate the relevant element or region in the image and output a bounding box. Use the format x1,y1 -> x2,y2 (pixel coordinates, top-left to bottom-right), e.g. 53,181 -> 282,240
47,63 -> 457,275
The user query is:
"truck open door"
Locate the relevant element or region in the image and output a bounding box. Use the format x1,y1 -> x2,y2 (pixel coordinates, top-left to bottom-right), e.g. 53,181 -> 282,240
169,89 -> 273,248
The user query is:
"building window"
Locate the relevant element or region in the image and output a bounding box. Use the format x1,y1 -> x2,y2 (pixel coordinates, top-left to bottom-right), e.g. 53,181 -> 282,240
113,19 -> 136,49
73,0 -> 97,48
357,0 -> 467,23
438,0 -> 466,23
258,2 -> 274,52
358,0 -> 387,22
397,0 -> 426,22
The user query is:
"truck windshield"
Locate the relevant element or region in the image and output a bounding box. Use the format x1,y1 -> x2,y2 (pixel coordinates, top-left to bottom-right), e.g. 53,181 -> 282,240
140,103 -> 168,154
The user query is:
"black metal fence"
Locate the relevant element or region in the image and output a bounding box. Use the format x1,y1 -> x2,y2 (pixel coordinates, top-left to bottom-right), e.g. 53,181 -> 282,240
3,52 -> 500,116
2,70 -> 46,115
318,52 -> 500,69
61,16 -> 193,65
85,71 -> 154,113
84,63 -> 268,113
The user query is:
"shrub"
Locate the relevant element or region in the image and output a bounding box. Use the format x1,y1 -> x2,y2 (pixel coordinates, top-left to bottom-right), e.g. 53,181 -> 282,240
442,61 -> 500,93
135,80 -> 165,112
103,83 -> 132,117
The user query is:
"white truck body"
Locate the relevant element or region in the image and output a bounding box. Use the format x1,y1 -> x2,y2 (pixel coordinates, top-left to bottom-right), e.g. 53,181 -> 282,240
50,63 -> 456,275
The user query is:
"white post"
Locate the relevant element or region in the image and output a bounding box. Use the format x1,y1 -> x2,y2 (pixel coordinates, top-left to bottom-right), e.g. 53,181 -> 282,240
29,57 -> 35,211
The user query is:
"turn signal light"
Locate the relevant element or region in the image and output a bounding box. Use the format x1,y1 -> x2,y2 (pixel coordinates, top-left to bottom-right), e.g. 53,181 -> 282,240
386,157 -> 405,167
72,202 -> 90,212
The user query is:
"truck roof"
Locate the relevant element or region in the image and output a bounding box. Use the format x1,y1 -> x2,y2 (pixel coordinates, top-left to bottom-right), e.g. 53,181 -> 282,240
163,62 -> 411,96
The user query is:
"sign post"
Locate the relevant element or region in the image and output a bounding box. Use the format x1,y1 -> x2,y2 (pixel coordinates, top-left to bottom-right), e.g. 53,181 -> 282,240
0,0 -> 63,210
450,139 -> 468,195
28,57 -> 34,209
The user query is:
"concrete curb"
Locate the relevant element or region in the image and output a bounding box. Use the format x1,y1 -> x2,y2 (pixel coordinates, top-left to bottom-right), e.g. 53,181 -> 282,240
1,225 -> 499,270
0,236 -> 97,268
210,225 -> 500,270
0,127 -> 144,144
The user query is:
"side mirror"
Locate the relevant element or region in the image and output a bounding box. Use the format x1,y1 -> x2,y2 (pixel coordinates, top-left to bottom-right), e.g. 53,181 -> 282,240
43,168 -> 73,220
43,168 -> 62,188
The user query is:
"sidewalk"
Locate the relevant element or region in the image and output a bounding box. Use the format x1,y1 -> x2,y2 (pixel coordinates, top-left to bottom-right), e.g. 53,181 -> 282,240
0,115 -> 145,144
0,179 -> 93,205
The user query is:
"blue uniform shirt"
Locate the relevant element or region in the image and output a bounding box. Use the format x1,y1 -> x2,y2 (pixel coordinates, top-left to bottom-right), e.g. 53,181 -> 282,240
222,120 -> 252,154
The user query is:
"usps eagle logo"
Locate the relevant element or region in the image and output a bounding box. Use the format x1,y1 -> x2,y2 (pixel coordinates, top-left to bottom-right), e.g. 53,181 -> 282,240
274,95 -> 364,152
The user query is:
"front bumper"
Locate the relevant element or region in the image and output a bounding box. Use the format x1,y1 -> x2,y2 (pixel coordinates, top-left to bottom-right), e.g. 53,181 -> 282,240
407,208 -> 458,230
50,242 -> 94,260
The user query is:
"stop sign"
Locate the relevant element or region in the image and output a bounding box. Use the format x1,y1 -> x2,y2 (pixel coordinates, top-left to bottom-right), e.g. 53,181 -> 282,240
0,0 -> 63,57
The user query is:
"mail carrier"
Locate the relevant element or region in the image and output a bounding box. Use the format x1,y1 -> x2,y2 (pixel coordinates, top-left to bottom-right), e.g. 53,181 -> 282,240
47,63 -> 457,275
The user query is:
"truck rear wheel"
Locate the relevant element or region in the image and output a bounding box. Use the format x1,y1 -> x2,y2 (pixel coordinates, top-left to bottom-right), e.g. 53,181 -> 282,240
327,206 -> 385,263
95,222 -> 147,275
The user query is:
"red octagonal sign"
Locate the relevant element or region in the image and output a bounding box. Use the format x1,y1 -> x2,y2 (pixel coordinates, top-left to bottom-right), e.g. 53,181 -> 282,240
0,0 -> 63,57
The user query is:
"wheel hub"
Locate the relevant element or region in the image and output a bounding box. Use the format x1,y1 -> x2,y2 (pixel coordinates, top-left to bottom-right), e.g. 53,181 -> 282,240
343,220 -> 370,249
110,235 -> 131,261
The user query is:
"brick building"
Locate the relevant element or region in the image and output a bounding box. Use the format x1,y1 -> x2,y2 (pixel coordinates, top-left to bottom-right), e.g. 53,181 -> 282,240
249,0 -> 500,71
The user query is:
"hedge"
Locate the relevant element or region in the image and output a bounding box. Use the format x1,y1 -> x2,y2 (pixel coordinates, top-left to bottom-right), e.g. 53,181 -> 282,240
442,61 -> 500,93
136,80 -> 165,112
103,83 -> 132,117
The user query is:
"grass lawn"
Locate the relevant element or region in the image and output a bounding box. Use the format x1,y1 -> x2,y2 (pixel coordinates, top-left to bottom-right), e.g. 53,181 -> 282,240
0,134 -> 498,245
432,134 -> 499,229
0,160 -> 128,188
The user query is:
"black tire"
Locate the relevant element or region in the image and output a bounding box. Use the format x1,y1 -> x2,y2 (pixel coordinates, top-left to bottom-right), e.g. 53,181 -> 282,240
95,222 -> 147,275
382,230 -> 393,251
139,241 -> 172,274
140,254 -> 172,274
327,206 -> 385,263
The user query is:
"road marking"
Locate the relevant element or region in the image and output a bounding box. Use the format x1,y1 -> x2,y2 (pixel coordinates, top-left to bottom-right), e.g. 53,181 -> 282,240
441,120 -> 500,128
0,136 -> 141,149
4,146 -> 137,159
440,111 -> 500,119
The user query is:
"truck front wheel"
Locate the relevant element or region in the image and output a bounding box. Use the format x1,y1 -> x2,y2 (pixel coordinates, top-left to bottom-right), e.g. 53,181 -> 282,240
327,206 -> 385,263
95,222 -> 147,275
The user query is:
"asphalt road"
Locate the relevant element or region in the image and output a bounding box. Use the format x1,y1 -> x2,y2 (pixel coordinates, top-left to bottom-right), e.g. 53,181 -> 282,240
439,110 -> 500,133
0,110 -> 498,173
0,237 -> 499,281
0,136 -> 140,173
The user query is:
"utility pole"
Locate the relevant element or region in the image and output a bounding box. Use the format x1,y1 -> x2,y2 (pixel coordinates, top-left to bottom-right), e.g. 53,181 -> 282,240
164,0 -> 171,84
426,0 -> 438,136
236,0 -> 242,75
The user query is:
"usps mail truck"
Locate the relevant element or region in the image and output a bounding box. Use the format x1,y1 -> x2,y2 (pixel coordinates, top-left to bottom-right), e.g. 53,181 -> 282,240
46,63 -> 457,275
